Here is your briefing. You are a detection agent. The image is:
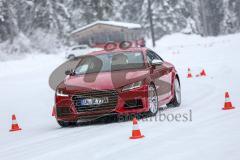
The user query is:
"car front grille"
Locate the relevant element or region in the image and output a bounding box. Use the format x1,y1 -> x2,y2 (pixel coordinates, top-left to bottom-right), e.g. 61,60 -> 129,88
72,90 -> 118,112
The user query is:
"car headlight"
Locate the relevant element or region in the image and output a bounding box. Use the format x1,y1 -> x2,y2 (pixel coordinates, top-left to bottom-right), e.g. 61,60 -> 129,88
122,81 -> 142,91
56,90 -> 69,97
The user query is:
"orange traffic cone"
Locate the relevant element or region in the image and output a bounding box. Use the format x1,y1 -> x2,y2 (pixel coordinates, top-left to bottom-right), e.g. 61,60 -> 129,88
129,118 -> 144,139
9,114 -> 22,132
52,106 -> 56,116
222,92 -> 235,110
187,68 -> 193,78
200,69 -> 207,76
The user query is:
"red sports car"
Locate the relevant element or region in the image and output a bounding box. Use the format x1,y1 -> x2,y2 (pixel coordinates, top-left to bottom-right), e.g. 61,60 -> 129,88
54,47 -> 181,127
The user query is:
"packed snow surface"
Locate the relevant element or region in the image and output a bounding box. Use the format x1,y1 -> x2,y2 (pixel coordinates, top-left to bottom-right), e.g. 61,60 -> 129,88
0,33 -> 240,160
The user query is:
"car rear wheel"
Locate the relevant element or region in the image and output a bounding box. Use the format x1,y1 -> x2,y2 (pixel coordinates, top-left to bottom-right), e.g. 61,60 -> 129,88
147,84 -> 159,116
167,77 -> 181,108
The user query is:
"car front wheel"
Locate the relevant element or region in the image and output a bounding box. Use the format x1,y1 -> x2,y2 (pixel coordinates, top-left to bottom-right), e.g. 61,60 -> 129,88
57,121 -> 77,127
147,84 -> 159,116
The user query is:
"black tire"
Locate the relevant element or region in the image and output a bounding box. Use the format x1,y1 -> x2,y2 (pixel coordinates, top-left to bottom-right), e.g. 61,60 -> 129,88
57,121 -> 77,127
68,55 -> 75,60
147,84 -> 159,116
167,77 -> 181,108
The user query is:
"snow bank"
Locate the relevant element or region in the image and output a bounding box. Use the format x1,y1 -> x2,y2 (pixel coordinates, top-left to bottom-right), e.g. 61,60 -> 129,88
0,30 -> 66,62
0,33 -> 30,61
147,33 -> 238,49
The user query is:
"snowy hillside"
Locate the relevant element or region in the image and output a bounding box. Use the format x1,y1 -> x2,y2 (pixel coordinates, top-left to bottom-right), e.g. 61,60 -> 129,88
0,33 -> 240,160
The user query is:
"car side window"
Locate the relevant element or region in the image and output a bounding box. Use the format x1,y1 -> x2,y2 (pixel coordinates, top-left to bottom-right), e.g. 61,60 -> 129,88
146,51 -> 155,64
146,50 -> 163,64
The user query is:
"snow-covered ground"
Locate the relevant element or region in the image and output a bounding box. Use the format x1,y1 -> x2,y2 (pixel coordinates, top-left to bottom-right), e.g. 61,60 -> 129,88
0,33 -> 240,160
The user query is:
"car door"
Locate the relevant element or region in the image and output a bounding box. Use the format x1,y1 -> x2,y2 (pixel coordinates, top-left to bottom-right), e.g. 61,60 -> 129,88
146,50 -> 172,102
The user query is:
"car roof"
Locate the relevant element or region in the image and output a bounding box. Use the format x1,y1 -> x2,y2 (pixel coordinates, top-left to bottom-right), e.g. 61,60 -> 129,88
87,47 -> 148,56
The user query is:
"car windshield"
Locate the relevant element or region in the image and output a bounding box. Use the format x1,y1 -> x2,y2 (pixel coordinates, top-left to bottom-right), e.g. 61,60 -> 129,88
75,52 -> 145,75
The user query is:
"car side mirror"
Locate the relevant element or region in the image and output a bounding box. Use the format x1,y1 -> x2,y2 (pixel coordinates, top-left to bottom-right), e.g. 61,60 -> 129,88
151,59 -> 163,66
65,70 -> 75,76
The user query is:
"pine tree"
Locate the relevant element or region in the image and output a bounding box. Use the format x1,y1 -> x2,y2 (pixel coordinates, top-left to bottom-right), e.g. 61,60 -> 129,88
0,0 -> 18,43
204,0 -> 224,36
221,0 -> 239,34
1,0 -> 240,52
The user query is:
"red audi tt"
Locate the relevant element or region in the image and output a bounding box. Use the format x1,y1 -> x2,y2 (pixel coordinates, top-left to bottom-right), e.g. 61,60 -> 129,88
54,47 -> 181,127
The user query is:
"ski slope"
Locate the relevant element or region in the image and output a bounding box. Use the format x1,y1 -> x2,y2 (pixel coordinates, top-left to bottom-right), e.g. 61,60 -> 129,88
0,33 -> 240,160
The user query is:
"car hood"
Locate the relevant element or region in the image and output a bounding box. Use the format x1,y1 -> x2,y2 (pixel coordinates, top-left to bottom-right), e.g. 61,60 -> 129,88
64,69 -> 148,91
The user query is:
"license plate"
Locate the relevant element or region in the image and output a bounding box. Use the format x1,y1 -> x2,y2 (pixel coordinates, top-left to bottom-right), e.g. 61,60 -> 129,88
80,97 -> 109,106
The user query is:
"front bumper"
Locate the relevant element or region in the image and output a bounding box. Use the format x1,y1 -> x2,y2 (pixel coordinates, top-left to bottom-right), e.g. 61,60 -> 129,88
55,85 -> 149,122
